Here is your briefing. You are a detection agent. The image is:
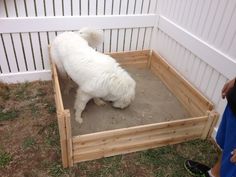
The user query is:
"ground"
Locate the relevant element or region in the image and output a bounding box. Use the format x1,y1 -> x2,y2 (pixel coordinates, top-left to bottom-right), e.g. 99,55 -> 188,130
0,81 -> 220,177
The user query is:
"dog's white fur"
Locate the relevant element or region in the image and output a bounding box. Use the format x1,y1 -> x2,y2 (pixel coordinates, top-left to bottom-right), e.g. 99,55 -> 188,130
50,29 -> 136,123
78,27 -> 103,49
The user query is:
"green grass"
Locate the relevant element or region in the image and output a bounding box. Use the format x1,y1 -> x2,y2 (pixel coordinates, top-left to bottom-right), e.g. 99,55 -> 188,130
99,155 -> 122,176
14,82 -> 30,100
29,104 -> 40,117
138,139 -> 218,177
22,137 -> 36,149
0,85 -> 10,100
36,88 -> 47,97
0,150 -> 12,168
76,155 -> 124,177
46,103 -> 56,114
49,163 -> 67,177
39,122 -> 60,148
0,109 -> 18,121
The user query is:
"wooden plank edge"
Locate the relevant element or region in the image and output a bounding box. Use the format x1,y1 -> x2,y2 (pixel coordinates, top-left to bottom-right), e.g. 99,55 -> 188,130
72,116 -> 208,143
207,111 -> 220,138
201,110 -> 219,139
73,124 -> 205,152
64,109 -> 73,167
150,51 -> 214,111
48,46 -> 68,168
107,50 -> 150,58
73,134 -> 200,163
150,64 -> 205,116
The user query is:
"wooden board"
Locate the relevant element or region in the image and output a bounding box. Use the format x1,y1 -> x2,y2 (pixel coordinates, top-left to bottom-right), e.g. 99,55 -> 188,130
150,52 -> 214,117
108,50 -> 150,68
72,116 -> 208,163
49,47 -> 69,168
51,62 -> 69,167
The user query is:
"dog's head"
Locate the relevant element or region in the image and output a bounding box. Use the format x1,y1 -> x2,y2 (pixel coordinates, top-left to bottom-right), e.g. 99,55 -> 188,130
112,77 -> 136,109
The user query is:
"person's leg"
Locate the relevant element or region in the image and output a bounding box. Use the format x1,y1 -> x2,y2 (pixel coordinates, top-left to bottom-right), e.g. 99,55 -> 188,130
210,157 -> 221,177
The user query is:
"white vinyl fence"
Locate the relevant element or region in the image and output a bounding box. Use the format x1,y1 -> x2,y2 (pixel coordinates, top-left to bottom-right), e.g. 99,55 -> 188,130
153,0 -> 236,136
1,0 -> 236,136
0,0 -> 156,82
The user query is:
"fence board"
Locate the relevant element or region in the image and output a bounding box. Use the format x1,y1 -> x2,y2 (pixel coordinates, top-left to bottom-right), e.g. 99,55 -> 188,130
21,33 -> 35,71
130,29 -> 139,51
211,75 -> 227,105
16,0 -> 27,17
63,0 -> 71,16
103,29 -> 111,53
0,35 -> 10,73
110,29 -> 118,52
148,0 -> 156,13
124,29 -> 132,51
117,29 -> 125,52
39,32 -> 49,69
35,0 -> 45,16
127,0 -> 135,14
202,0 -> 219,39
143,28 -> 152,49
5,0 -> 16,17
0,0 -> 6,17
11,33 -> 27,72
89,0 -> 97,15
199,65 -> 213,93
80,1 -> 89,16
71,0 -> 80,15
228,35 -> 236,58
214,0 -> 236,48
136,28 -> 145,50
97,0 -> 104,15
221,4 -> 236,53
2,34 -> 18,72
30,32 -> 43,70
195,62 -> 206,88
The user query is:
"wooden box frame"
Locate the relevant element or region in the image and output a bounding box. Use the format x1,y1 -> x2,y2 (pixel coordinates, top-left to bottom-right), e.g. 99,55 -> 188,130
50,50 -> 219,168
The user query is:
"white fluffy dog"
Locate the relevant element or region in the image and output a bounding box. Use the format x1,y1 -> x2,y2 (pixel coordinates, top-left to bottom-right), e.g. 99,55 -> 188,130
50,29 -> 136,124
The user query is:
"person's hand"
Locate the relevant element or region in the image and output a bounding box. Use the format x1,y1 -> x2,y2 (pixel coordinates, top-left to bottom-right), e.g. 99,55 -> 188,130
222,78 -> 235,99
230,149 -> 236,163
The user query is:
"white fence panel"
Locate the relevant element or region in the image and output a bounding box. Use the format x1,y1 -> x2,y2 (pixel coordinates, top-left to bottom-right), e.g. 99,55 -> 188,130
0,0 -> 155,81
158,0 -> 236,60
0,0 -> 155,18
155,0 -> 236,137
2,34 -> 18,73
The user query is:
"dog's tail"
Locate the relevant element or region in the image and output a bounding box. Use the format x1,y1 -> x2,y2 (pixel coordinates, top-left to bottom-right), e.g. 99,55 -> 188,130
78,28 -> 103,48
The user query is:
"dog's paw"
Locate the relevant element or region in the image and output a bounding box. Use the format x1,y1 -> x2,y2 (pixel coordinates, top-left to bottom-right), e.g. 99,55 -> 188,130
75,117 -> 83,124
93,98 -> 106,106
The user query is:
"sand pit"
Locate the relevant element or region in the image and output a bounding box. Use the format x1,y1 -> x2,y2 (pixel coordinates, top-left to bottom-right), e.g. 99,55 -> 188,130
62,67 -> 190,136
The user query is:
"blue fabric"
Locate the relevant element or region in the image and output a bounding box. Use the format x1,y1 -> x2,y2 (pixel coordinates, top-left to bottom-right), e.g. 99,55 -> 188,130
216,104 -> 236,177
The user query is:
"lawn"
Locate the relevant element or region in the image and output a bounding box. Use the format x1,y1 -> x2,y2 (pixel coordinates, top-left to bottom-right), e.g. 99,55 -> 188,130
0,81 -> 219,177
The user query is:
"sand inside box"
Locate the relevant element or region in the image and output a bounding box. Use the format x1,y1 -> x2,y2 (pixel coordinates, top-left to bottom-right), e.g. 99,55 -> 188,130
61,67 -> 190,136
